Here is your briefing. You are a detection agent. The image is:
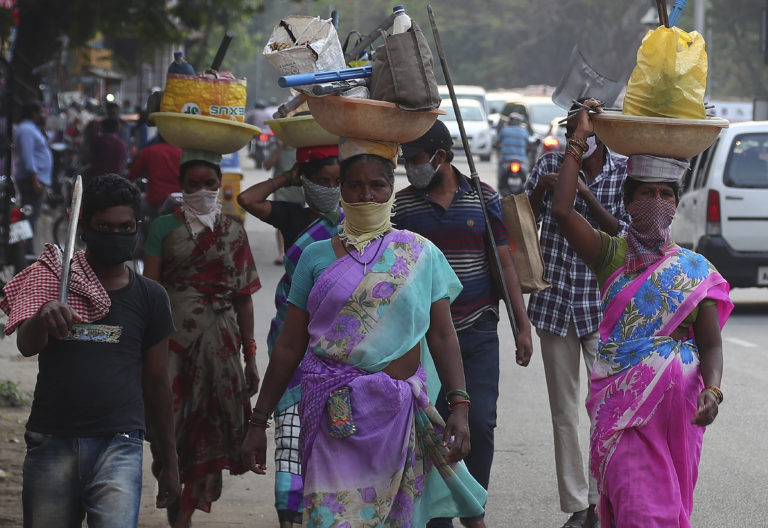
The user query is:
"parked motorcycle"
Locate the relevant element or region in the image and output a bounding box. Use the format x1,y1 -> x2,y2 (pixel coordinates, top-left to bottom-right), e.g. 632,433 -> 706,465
0,175 -> 33,283
0,57 -> 35,282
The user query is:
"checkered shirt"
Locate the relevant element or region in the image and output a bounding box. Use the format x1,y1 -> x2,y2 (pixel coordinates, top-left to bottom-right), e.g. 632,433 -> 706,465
0,244 -> 111,335
524,151 -> 630,337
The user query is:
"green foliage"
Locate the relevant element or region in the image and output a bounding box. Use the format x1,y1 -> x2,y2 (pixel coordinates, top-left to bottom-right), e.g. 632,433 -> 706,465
5,0 -> 767,106
707,0 -> 768,97
7,0 -> 265,102
0,381 -> 28,407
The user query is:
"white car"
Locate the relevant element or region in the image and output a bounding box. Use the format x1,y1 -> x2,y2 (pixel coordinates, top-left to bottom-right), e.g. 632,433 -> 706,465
486,90 -> 523,131
438,98 -> 493,161
671,121 -> 768,287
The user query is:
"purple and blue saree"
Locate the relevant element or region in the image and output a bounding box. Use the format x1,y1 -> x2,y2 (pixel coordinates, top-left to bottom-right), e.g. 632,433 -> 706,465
293,230 -> 487,527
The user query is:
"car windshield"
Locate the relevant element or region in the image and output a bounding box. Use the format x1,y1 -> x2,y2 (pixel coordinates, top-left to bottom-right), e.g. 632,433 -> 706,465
487,100 -> 509,114
724,133 -> 768,188
440,105 -> 485,122
529,104 -> 564,126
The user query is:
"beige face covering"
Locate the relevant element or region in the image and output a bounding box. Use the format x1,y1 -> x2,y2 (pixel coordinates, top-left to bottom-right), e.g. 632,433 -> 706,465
338,191 -> 395,254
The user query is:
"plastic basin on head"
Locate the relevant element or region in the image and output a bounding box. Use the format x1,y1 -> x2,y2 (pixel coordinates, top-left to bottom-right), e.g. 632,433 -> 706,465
266,115 -> 339,148
300,95 -> 446,143
591,111 -> 729,159
150,112 -> 261,154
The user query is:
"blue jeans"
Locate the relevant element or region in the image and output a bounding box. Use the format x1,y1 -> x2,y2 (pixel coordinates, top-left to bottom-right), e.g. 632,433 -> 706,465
428,317 -> 499,526
22,430 -> 144,528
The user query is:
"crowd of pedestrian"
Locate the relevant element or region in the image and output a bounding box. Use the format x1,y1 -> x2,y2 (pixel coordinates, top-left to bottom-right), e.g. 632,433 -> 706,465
0,92 -> 732,528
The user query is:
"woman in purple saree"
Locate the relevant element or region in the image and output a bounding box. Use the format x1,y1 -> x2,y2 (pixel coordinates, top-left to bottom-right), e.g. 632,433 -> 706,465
550,105 -> 733,527
242,142 -> 487,527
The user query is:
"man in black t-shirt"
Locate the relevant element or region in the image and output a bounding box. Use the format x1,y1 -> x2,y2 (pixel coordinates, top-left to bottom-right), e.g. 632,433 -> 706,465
10,174 -> 179,527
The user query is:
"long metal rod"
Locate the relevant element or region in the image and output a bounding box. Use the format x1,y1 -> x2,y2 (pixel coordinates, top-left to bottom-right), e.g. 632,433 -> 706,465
59,175 -> 83,303
427,5 -> 519,338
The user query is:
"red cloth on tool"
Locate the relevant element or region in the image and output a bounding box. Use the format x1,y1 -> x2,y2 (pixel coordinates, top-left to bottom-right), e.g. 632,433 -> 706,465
296,144 -> 339,163
0,244 -> 111,335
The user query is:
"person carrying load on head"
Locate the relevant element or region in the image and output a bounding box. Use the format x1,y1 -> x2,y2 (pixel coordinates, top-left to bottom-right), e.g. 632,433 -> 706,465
238,143 -> 343,527
241,137 -> 488,527
143,149 -> 261,527
551,105 -> 733,528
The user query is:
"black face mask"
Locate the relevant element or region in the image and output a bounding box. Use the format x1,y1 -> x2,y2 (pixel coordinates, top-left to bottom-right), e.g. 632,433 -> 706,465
81,227 -> 137,265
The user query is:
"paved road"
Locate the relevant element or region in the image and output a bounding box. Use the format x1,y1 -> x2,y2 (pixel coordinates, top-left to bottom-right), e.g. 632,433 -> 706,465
3,153 -> 767,526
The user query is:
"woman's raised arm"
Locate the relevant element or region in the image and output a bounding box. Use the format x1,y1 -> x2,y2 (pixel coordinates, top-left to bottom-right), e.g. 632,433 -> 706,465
551,107 -> 605,265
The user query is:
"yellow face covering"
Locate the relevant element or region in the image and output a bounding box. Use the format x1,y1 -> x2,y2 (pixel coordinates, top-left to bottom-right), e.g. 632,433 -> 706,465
339,190 -> 395,254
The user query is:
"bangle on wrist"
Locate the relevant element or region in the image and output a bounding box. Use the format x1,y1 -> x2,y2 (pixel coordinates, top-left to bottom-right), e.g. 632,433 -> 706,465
703,385 -> 723,405
242,340 -> 257,358
445,389 -> 470,405
565,144 -> 583,164
569,136 -> 588,152
448,399 -> 471,409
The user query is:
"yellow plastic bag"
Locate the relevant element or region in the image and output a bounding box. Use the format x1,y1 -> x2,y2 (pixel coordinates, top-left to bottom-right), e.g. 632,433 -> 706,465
623,26 -> 707,119
160,73 -> 247,122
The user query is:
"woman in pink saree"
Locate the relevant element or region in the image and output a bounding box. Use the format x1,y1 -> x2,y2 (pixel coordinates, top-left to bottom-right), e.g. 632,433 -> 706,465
550,105 -> 733,527
241,141 -> 487,527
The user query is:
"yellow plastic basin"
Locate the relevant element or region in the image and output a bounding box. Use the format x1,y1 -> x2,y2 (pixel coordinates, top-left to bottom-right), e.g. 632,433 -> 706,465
150,112 -> 261,154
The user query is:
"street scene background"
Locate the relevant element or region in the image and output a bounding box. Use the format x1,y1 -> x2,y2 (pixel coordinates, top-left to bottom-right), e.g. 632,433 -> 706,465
1,154 -> 766,527
1,0 -> 768,524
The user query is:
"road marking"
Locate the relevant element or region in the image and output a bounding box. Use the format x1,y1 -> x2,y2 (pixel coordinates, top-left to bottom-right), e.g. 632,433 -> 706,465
724,337 -> 757,348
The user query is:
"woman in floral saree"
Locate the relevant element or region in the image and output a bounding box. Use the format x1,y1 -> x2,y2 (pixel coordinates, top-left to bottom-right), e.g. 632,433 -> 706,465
551,105 -> 733,527
144,150 -> 261,527
238,144 -> 343,526
242,139 -> 488,527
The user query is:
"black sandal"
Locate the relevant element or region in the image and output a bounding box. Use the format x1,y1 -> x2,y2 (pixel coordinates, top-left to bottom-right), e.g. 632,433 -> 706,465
562,508 -> 588,528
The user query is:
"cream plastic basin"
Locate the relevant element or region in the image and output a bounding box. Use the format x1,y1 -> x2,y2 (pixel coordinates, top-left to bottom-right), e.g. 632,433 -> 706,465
150,112 -> 261,154
300,95 -> 446,143
592,111 -> 729,158
266,115 -> 339,148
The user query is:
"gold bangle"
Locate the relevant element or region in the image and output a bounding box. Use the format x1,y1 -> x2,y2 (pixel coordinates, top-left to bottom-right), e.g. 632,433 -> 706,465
565,144 -> 583,164
569,136 -> 588,153
703,385 -> 723,405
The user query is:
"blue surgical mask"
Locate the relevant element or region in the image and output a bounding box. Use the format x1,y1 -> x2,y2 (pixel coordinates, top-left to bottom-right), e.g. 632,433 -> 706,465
405,152 -> 439,189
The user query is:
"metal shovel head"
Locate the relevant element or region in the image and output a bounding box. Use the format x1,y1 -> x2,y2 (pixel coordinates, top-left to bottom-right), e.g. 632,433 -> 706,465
552,45 -> 627,110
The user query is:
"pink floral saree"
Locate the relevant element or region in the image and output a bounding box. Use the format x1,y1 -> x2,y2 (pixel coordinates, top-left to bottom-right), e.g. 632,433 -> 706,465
588,246 -> 733,527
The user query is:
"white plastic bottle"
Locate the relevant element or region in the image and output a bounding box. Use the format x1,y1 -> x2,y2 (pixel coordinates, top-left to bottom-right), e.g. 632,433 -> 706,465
392,5 -> 412,34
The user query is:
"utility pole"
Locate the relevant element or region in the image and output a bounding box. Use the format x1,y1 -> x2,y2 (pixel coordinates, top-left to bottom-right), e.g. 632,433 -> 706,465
694,0 -> 706,33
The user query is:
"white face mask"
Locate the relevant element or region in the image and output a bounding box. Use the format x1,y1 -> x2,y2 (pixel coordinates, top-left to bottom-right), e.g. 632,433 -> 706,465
182,189 -> 220,231
583,136 -> 598,159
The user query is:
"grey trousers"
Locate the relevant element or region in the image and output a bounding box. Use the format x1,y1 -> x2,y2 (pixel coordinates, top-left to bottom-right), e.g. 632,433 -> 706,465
538,322 -> 600,513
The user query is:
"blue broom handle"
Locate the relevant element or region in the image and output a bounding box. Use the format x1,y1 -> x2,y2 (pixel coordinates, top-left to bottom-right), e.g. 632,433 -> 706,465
278,66 -> 372,88
668,0 -> 688,26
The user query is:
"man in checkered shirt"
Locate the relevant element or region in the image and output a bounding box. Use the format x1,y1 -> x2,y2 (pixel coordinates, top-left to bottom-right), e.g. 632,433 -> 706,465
524,99 -> 630,528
